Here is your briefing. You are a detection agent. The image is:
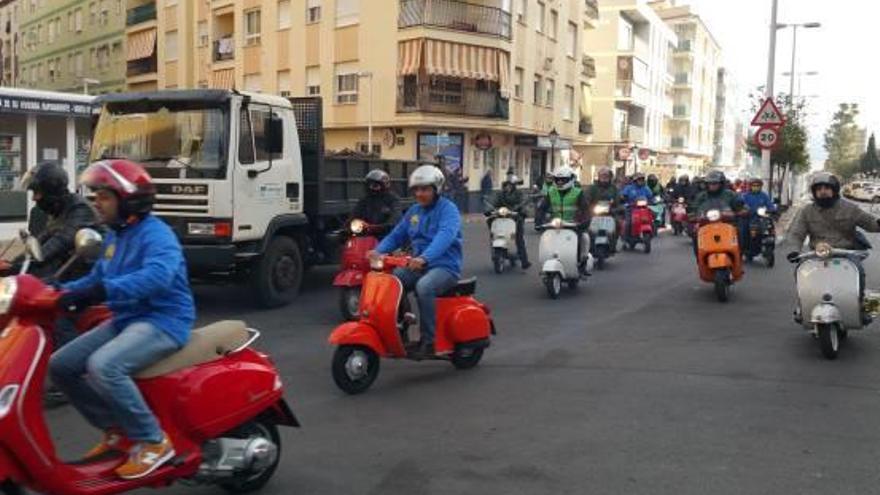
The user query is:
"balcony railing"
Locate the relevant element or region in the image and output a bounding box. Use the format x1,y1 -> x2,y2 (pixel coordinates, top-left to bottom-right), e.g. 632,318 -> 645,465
127,56 -> 157,77
675,39 -> 693,53
674,73 -> 690,85
614,125 -> 644,143
581,55 -> 596,78
397,82 -> 509,118
671,137 -> 686,148
579,116 -> 593,135
584,0 -> 598,20
126,3 -> 156,26
615,80 -> 648,105
398,0 -> 512,40
213,37 -> 235,62
673,105 -> 690,117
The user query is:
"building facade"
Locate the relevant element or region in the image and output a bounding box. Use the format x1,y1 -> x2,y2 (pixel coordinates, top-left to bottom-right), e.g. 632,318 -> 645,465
712,67 -> 741,171
124,0 -> 600,208
655,1 -> 719,177
18,0 -> 126,94
0,0 -> 19,86
581,0 -> 677,181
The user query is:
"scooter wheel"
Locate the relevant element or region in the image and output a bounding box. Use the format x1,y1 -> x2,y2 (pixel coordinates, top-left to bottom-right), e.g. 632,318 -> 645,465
332,345 -> 380,394
451,346 -> 485,370
816,324 -> 841,360
765,252 -> 776,268
0,482 -> 25,495
338,287 -> 361,321
545,274 -> 562,299
220,418 -> 282,494
595,256 -> 606,270
713,270 -> 730,303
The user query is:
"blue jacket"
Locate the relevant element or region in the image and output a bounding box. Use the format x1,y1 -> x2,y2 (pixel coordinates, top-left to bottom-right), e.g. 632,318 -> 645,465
64,214 -> 195,346
741,191 -> 776,216
376,196 -> 463,278
621,184 -> 654,205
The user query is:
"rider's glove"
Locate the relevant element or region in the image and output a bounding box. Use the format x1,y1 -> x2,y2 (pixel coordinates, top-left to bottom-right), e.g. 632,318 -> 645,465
786,251 -> 801,263
57,283 -> 106,313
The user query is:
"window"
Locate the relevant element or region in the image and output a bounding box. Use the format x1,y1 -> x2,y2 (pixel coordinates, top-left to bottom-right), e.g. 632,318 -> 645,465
99,0 -> 108,26
306,66 -> 320,95
68,12 -> 74,32
563,85 -> 574,120
89,2 -> 95,24
536,1 -> 545,33
197,21 -> 208,47
335,0 -> 358,27
278,0 -> 291,29
165,30 -> 178,60
277,70 -> 291,97
244,74 -> 261,92
545,78 -> 554,107
74,8 -> 82,31
239,104 -> 282,165
89,47 -> 96,69
307,0 -> 321,23
514,67 -> 524,99
335,64 -> 358,104
428,77 -> 463,104
533,75 -> 542,105
244,9 -> 261,46
618,17 -> 633,51
567,21 -> 578,58
549,9 -> 558,39
47,18 -> 54,43
516,0 -> 526,23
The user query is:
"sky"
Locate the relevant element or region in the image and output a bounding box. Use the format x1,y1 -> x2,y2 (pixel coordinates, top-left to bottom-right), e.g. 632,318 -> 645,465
684,0 -> 879,168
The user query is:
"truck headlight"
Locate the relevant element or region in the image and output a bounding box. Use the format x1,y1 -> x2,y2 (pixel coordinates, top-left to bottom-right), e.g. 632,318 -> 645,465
188,222 -> 232,238
0,277 -> 17,315
350,219 -> 366,235
706,210 -> 721,222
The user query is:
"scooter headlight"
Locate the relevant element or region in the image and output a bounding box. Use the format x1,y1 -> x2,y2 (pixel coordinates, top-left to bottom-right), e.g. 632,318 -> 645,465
636,199 -> 648,207
369,256 -> 384,270
350,219 -> 366,235
550,218 -> 563,229
757,207 -> 768,217
498,207 -> 511,217
0,384 -> 19,419
678,197 -> 685,203
593,204 -> 610,215
706,209 -> 722,222
815,242 -> 833,259
655,196 -> 663,203
0,277 -> 17,315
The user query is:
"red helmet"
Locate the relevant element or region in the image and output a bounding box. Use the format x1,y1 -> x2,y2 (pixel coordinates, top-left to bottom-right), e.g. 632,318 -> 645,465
80,160 -> 156,218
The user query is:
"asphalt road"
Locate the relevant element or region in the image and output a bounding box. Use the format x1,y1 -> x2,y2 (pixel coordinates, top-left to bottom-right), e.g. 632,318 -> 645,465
45,215 -> 880,495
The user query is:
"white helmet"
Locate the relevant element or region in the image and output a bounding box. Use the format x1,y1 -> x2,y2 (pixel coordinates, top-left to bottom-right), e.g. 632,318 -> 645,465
552,166 -> 576,191
409,165 -> 446,190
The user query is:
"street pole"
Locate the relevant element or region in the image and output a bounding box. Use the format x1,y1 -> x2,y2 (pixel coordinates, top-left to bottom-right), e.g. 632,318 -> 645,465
367,74 -> 373,154
764,0 -> 779,201
789,25 -> 798,104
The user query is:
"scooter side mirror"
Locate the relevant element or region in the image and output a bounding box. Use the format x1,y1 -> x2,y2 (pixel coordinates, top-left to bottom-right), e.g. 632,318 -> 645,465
74,229 -> 104,262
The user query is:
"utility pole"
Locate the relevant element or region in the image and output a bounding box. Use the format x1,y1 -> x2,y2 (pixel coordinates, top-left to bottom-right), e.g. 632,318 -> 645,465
764,0 -> 779,201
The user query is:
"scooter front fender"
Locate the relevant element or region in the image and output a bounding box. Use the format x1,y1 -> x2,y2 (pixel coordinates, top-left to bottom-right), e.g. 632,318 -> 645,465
333,269 -> 365,287
810,303 -> 842,325
265,399 -> 301,428
492,239 -> 509,250
328,321 -> 388,357
541,259 -> 566,279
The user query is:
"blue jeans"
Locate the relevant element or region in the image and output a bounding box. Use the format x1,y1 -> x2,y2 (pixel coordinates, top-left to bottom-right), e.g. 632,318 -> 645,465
393,267 -> 459,344
49,321 -> 180,443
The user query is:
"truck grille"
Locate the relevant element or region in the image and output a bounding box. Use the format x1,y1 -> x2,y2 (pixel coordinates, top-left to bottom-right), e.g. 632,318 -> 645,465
153,183 -> 211,216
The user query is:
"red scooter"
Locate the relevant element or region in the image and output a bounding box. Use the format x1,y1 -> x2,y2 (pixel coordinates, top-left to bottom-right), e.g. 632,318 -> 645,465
0,230 -> 299,495
333,219 -> 379,321
328,255 -> 495,394
670,197 -> 689,236
623,199 -> 655,254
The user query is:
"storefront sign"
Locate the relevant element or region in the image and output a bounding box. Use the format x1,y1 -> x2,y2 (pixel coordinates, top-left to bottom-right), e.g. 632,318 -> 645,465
514,135 -> 538,147
0,95 -> 97,117
473,133 -> 493,150
638,148 -> 651,161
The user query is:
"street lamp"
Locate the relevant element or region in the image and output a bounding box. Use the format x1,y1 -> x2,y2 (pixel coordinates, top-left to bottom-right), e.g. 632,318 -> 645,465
777,22 -> 821,107
81,78 -> 99,95
781,70 -> 819,100
357,71 -> 374,155
548,128 -> 559,171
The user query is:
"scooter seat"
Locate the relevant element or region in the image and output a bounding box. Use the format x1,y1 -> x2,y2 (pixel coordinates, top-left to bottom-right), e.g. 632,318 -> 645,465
136,320 -> 250,379
439,277 -> 477,297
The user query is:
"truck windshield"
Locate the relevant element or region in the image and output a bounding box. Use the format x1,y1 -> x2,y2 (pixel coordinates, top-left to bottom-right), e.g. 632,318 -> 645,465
90,105 -> 229,179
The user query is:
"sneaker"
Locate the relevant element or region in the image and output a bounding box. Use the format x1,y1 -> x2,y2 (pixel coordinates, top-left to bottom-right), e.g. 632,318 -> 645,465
520,260 -> 532,270
115,434 -> 175,480
83,430 -> 129,459
409,341 -> 435,361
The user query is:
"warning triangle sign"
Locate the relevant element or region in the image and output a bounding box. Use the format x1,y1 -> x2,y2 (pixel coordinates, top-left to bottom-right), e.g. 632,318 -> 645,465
751,98 -> 786,126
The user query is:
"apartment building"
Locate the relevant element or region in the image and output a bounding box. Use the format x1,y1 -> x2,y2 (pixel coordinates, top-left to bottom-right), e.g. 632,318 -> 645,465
18,0 -> 126,94
0,0 -> 19,86
655,0 -> 719,176
581,0 -> 676,181
712,67 -> 743,172
124,0 -> 600,208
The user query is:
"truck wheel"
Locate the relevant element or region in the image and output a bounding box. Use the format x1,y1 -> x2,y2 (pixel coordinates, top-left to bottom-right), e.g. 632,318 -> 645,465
254,236 -> 303,308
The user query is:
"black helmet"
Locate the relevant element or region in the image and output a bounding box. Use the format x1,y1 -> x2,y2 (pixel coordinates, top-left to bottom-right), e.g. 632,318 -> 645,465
22,162 -> 70,215
365,169 -> 390,193
810,172 -> 840,196
633,172 -> 645,182
705,170 -> 726,184
647,174 -> 658,183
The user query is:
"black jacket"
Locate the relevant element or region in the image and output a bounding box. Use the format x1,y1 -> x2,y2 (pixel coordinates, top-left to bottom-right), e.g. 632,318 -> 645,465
352,192 -> 401,233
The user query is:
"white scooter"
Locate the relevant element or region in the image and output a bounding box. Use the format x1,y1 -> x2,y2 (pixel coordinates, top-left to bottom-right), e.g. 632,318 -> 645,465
488,207 -> 521,274
589,201 -> 617,270
791,242 -> 875,359
538,217 -> 593,299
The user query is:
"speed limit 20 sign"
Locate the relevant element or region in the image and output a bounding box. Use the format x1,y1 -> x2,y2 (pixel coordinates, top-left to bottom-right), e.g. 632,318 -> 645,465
754,125 -> 781,150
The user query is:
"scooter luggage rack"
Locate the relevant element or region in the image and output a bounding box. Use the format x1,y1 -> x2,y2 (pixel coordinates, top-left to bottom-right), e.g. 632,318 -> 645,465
226,328 -> 261,355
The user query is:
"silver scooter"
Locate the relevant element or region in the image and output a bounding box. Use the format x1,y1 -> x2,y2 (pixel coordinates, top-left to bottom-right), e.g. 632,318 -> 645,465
538,218 -> 593,299
589,201 -> 617,270
487,207 -> 520,274
791,242 -> 872,359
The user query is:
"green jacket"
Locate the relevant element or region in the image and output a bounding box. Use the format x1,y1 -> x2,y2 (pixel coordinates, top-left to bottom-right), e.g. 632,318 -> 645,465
544,186 -> 589,223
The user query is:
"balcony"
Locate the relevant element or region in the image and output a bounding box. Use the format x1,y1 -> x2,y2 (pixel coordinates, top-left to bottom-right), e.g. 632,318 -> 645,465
398,0 -> 512,40
615,80 -> 648,106
127,56 -> 156,77
614,125 -> 644,143
581,55 -> 596,78
675,39 -> 693,53
674,73 -> 690,85
213,37 -> 235,62
673,105 -> 690,118
671,137 -> 687,149
584,0 -> 598,23
397,82 -> 509,119
126,3 -> 156,26
579,116 -> 593,135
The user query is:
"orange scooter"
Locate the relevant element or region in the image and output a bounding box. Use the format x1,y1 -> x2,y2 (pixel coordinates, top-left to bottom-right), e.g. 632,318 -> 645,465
328,255 -> 495,394
696,209 -> 744,302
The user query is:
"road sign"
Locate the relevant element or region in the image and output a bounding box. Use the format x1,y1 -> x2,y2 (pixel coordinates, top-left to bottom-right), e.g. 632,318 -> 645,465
754,125 -> 781,150
751,97 -> 786,126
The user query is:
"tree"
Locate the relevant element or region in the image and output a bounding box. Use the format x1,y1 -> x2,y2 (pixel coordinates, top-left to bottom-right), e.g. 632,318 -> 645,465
860,133 -> 880,176
823,103 -> 862,179
746,90 -> 811,198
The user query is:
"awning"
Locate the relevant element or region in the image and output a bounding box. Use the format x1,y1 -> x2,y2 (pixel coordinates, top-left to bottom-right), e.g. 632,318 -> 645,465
397,39 -> 423,76
425,39 -> 500,82
126,28 -> 157,62
497,50 -> 510,95
212,69 -> 235,90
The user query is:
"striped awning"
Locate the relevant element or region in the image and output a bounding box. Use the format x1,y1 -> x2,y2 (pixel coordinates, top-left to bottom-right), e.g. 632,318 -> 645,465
126,28 -> 157,62
397,39 -> 423,76
497,50 -> 510,95
212,69 -> 235,90
425,39 -> 498,81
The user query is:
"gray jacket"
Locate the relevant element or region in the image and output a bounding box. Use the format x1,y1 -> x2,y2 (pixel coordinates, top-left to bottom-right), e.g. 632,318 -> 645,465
787,199 -> 880,250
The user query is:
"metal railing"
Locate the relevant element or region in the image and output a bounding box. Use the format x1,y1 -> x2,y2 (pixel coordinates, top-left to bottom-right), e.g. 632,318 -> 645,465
674,73 -> 690,85
675,39 -> 693,52
213,37 -> 234,62
127,57 -> 157,77
671,137 -> 686,148
581,55 -> 596,78
126,3 -> 156,26
615,125 -> 644,143
584,0 -> 598,20
615,80 -> 648,105
397,82 -> 509,118
673,105 -> 690,117
398,0 -> 512,39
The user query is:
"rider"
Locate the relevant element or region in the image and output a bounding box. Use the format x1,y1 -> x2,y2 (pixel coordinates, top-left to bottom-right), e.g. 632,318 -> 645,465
372,165 -> 463,359
620,173 -> 654,238
49,160 -> 195,480
786,173 -> 880,299
539,166 -> 591,266
740,178 -> 777,254
587,167 -> 621,250
692,170 -> 746,252
351,169 -> 400,235
672,175 -> 692,202
646,174 -> 664,198
489,175 -> 531,269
